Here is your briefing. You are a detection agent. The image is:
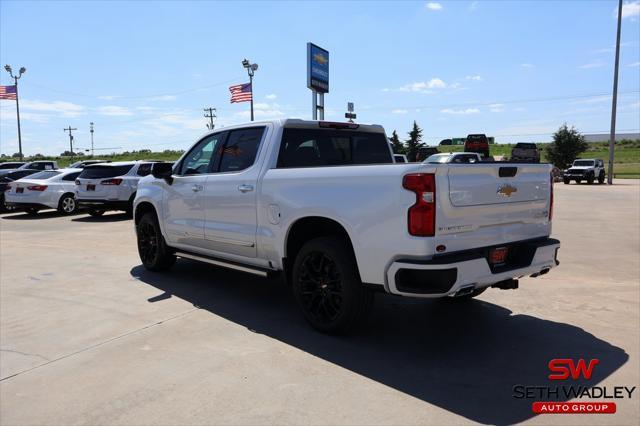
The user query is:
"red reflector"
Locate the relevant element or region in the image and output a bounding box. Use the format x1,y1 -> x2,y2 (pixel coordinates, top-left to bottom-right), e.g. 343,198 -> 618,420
27,185 -> 48,191
489,247 -> 508,264
318,121 -> 359,129
100,178 -> 123,185
403,173 -> 436,236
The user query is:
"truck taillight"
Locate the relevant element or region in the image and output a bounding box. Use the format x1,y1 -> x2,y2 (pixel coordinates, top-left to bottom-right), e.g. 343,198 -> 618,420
27,185 -> 48,191
100,178 -> 123,185
549,172 -> 554,221
403,173 -> 436,236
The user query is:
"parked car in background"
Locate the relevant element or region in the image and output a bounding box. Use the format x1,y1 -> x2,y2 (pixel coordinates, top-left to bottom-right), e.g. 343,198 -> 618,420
511,142 -> 540,163
75,161 -> 161,217
393,154 -> 408,163
4,168 -> 83,215
0,162 -> 26,170
563,159 -> 605,184
18,160 -> 58,170
464,134 -> 490,158
0,169 -> 41,212
415,146 -> 439,162
134,119 -> 559,333
69,159 -> 111,168
425,152 -> 482,164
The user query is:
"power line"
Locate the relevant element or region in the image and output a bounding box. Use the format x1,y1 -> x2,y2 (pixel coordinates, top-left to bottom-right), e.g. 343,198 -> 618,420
24,76 -> 244,100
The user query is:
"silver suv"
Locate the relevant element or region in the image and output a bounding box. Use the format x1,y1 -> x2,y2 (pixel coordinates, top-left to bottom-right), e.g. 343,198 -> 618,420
75,161 -> 160,217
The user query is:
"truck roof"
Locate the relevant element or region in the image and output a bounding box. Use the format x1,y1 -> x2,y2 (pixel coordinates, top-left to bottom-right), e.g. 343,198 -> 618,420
197,119 -> 386,139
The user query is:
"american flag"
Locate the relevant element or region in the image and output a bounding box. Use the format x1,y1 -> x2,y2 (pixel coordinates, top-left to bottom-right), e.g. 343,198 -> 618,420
0,85 -> 17,100
229,83 -> 252,103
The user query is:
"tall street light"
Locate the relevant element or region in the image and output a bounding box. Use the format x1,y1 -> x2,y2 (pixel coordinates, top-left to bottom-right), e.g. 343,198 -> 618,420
4,65 -> 26,160
242,58 -> 258,121
607,0 -> 623,185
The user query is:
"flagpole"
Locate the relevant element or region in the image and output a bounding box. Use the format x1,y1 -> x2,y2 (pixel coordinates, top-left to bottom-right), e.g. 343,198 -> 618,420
3,65 -> 26,160
242,59 -> 258,122
14,77 -> 23,160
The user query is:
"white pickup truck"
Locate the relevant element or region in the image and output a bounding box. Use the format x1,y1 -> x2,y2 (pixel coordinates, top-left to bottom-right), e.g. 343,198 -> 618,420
134,119 -> 560,333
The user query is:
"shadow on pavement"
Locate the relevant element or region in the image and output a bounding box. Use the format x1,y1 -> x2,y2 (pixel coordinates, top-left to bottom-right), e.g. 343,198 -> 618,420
1,210 -> 69,220
130,260 -> 628,425
71,212 -> 130,222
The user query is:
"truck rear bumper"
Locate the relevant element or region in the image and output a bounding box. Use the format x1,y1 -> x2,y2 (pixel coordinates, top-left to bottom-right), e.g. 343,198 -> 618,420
386,237 -> 560,298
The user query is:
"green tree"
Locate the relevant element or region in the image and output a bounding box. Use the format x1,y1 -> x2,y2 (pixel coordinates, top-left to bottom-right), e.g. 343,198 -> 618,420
405,121 -> 424,162
389,130 -> 405,154
545,123 -> 588,169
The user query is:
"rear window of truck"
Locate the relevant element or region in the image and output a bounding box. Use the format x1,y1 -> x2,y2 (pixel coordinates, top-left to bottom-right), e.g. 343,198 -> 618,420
277,128 -> 392,168
79,165 -> 134,179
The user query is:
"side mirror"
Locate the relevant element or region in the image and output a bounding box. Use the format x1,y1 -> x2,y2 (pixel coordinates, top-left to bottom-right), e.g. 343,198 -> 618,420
152,162 -> 174,184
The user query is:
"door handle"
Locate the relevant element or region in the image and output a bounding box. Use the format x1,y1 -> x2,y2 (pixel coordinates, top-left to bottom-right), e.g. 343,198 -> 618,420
238,184 -> 254,193
192,184 -> 203,192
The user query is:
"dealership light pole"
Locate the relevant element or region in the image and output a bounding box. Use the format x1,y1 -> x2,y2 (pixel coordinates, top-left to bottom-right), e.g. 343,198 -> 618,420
242,59 -> 258,121
607,0 -> 623,185
90,122 -> 95,157
64,126 -> 77,160
4,65 -> 26,160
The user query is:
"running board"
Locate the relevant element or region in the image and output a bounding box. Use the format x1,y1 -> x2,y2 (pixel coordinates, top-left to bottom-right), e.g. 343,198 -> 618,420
175,251 -> 274,278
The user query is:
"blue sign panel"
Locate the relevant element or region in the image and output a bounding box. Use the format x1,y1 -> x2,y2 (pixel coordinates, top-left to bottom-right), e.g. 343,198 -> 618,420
307,43 -> 329,93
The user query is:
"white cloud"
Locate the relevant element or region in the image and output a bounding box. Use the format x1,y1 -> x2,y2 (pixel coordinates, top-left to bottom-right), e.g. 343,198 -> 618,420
392,109 -> 408,114
616,1 -> 640,19
97,106 -> 133,116
521,63 -> 534,68
149,95 -> 177,101
265,94 -> 277,100
381,88 -> 390,92
98,95 -> 120,100
628,61 -> 640,67
235,102 -> 284,120
398,78 -> 447,92
20,100 -> 86,118
426,2 -> 443,10
465,75 -> 483,81
578,62 -> 605,69
440,108 -> 480,115
489,103 -> 505,112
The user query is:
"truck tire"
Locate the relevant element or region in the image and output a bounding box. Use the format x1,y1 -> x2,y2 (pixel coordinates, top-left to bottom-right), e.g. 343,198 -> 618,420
57,193 -> 77,215
576,178 -> 582,184
587,173 -> 594,184
598,172 -> 605,184
292,237 -> 373,334
88,209 -> 105,217
136,212 -> 176,271
563,178 -> 570,184
25,207 -> 39,216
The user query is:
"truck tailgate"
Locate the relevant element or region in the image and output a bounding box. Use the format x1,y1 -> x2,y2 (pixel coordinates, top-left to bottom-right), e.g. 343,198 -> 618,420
435,163 -> 553,252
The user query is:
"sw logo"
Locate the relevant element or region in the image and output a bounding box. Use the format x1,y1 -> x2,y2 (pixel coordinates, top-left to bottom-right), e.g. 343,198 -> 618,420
548,358 -> 600,380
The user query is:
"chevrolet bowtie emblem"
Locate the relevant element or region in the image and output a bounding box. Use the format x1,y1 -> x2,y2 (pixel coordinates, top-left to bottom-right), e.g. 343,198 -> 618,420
497,184 -> 518,197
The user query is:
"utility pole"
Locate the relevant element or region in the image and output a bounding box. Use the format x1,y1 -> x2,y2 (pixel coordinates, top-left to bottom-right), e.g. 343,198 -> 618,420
204,107 -> 216,130
242,58 -> 258,121
64,126 -> 77,160
3,65 -> 26,160
607,0 -> 623,185
90,122 -> 95,157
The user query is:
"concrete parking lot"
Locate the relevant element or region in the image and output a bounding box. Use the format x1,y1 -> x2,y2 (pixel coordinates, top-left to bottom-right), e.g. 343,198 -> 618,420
1,180 -> 638,425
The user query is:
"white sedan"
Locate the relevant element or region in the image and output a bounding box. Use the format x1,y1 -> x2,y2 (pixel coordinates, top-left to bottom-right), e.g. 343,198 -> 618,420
5,168 -> 83,215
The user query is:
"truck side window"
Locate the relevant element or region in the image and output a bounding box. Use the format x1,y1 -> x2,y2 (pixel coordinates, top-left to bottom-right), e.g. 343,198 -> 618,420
278,129 -> 393,168
218,127 -> 266,173
180,133 -> 225,175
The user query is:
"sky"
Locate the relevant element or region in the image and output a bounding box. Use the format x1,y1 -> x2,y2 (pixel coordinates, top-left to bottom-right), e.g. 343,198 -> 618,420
0,0 -> 639,156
